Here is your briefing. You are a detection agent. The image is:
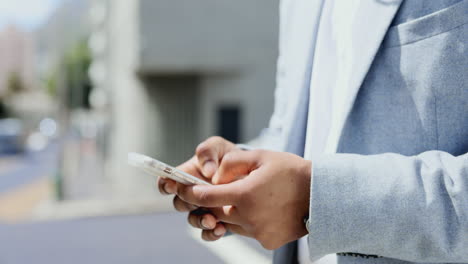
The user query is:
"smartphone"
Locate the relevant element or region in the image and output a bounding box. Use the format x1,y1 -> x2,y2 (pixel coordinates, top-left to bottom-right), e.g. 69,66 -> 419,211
128,152 -> 211,185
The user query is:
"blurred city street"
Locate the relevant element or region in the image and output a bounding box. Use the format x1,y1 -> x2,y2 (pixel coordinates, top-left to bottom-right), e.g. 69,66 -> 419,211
0,143 -> 58,222
0,0 -> 277,262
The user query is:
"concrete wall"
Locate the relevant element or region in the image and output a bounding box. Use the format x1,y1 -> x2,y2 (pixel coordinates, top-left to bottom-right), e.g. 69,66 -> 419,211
106,0 -> 158,197
138,0 -> 279,74
142,75 -> 200,165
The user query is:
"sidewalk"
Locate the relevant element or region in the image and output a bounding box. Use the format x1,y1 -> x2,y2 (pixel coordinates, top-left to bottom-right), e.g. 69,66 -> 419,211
0,143 -> 59,223
0,177 -> 51,222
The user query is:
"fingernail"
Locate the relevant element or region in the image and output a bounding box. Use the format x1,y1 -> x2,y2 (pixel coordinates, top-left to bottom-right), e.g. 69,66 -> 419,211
201,218 -> 213,229
165,182 -> 176,194
214,225 -> 226,237
203,161 -> 217,176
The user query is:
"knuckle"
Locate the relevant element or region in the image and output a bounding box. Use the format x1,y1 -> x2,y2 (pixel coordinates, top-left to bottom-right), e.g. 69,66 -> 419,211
196,137 -> 224,155
195,143 -> 210,157
221,151 -> 236,164
208,136 -> 224,144
197,190 -> 211,205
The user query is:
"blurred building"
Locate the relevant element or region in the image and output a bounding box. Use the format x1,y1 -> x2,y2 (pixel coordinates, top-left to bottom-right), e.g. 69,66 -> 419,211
35,0 -> 90,77
89,0 -> 279,197
0,25 -> 35,95
0,0 -> 91,131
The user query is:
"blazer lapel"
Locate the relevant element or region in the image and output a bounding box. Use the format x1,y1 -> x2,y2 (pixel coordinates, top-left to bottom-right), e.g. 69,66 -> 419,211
325,0 -> 404,153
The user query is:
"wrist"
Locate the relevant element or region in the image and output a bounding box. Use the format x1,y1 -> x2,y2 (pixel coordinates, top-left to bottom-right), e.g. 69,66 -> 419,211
301,159 -> 312,181
299,159 -> 312,233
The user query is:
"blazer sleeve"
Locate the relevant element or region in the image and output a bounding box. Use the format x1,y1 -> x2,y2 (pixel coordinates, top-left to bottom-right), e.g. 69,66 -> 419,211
307,151 -> 468,263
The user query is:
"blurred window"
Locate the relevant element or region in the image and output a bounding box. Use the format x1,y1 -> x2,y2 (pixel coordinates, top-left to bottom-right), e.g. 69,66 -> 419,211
217,106 -> 241,143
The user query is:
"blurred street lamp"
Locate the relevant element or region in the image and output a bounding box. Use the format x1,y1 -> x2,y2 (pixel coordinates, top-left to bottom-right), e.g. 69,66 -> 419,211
88,0 -> 109,111
26,132 -> 48,152
89,1 -> 107,27
39,118 -> 58,138
89,87 -> 108,110
88,60 -> 107,86
88,31 -> 107,58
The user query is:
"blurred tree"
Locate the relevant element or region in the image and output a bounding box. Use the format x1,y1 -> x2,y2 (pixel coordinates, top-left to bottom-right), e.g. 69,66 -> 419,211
61,39 -> 93,110
0,72 -> 25,119
44,72 -> 58,97
6,72 -> 26,95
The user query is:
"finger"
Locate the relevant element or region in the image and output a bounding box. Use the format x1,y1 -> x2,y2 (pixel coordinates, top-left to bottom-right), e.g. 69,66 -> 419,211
212,150 -> 261,185
173,195 -> 198,212
224,223 -> 253,238
158,177 -> 177,195
201,223 -> 227,241
177,182 -> 243,207
176,156 -> 205,179
196,137 -> 234,178
188,210 -> 217,230
200,223 -> 251,240
208,206 -> 242,225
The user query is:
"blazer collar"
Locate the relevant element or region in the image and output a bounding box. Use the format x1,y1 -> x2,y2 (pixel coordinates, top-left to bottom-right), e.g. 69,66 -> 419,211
324,0 -> 404,153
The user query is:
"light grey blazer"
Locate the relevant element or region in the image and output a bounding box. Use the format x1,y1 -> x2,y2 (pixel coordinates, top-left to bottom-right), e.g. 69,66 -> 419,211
253,0 -> 468,263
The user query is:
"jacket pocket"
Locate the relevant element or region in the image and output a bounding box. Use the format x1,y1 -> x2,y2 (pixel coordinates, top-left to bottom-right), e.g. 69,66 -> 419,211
383,0 -> 468,48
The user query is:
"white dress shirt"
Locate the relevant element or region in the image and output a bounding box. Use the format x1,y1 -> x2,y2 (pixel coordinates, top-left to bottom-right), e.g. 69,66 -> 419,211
298,0 -> 338,263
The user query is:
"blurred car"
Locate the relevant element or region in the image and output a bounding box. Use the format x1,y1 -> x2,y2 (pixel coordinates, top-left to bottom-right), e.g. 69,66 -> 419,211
0,118 -> 25,155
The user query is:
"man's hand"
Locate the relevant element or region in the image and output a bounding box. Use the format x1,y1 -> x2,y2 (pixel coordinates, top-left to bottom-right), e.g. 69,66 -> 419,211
156,136 -> 236,239
176,149 -> 312,250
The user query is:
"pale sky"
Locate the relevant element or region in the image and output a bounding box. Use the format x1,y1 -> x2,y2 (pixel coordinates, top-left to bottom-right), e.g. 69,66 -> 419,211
0,0 -> 62,31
